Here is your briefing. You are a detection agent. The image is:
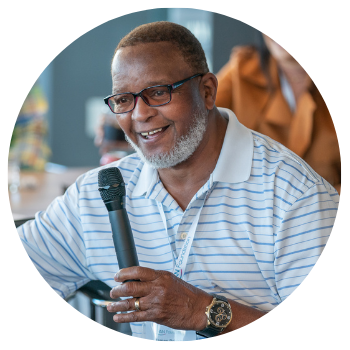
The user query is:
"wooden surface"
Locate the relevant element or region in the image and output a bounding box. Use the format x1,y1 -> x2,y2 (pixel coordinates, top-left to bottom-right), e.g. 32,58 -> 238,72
9,167 -> 93,220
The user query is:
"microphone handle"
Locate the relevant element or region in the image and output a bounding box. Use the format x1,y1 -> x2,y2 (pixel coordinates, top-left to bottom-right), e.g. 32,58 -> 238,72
108,208 -> 139,269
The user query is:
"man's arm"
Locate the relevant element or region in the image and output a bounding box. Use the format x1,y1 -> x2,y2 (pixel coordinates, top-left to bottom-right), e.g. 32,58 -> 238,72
18,174 -> 94,298
273,181 -> 339,301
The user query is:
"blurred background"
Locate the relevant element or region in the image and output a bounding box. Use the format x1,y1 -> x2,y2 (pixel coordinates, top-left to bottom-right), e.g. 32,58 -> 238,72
9,7 -> 340,219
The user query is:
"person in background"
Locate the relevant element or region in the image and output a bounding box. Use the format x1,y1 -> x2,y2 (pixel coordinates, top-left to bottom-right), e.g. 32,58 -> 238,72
215,33 -> 340,193
94,108 -> 134,165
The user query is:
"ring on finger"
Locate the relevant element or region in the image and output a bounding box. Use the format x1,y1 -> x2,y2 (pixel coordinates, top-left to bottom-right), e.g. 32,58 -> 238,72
134,298 -> 140,311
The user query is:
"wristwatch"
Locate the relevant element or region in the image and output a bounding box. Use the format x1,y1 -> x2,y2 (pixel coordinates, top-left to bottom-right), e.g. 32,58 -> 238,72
196,294 -> 232,338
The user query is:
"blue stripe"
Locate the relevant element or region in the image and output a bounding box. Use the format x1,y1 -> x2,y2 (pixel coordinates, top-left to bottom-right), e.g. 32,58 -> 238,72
276,245 -> 325,259
275,225 -> 332,243
282,208 -> 338,223
275,264 -> 315,275
204,203 -> 273,211
198,219 -> 273,228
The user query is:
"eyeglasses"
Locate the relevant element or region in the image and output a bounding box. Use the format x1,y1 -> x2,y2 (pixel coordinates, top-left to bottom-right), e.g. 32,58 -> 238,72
104,73 -> 203,114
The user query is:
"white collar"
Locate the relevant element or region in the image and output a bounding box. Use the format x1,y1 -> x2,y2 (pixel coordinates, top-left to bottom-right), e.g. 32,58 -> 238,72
132,108 -> 253,197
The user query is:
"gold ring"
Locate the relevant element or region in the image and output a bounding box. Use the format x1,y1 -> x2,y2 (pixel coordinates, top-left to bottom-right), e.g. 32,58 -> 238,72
134,298 -> 140,311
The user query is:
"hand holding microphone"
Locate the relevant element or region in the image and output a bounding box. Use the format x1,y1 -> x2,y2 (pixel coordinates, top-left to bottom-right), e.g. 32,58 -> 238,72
98,167 -> 139,280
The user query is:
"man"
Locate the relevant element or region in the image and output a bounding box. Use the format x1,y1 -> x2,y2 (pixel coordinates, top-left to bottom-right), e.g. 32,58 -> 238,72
18,22 -> 339,340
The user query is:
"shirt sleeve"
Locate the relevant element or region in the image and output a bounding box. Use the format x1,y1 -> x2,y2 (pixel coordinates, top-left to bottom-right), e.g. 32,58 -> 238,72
17,173 -> 95,299
274,182 -> 339,301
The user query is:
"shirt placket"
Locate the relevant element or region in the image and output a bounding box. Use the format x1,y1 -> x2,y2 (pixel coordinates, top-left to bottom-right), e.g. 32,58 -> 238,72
174,181 -> 213,259
150,175 -> 214,264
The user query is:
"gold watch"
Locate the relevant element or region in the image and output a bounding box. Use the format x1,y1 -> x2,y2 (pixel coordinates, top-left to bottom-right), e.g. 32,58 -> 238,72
196,294 -> 232,338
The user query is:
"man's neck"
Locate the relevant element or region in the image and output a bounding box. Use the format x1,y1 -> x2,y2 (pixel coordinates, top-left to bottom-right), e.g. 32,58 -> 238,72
157,108 -> 227,211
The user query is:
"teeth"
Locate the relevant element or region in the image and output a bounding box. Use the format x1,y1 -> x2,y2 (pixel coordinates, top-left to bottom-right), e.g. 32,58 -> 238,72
141,128 -> 163,137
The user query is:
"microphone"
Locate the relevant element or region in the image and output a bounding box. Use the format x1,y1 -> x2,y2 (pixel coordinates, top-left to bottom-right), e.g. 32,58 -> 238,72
98,167 -> 139,273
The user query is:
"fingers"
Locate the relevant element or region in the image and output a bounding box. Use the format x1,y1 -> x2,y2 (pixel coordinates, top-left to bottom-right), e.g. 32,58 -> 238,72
114,266 -> 159,283
110,280 -> 152,299
107,297 -> 151,324
113,310 -> 148,323
107,297 -> 143,313
111,268 -> 172,300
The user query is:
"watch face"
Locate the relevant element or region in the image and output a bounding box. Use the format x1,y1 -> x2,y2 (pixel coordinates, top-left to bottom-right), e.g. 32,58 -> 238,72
208,300 -> 232,328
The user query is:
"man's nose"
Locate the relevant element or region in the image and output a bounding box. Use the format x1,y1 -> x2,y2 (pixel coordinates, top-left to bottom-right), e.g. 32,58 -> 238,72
131,95 -> 156,122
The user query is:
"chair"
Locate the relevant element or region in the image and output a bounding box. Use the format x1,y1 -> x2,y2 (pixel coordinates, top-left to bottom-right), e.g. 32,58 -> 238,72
15,218 -> 132,336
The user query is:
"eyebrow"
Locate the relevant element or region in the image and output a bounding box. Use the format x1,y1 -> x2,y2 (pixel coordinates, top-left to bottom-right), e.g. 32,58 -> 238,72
112,79 -> 174,95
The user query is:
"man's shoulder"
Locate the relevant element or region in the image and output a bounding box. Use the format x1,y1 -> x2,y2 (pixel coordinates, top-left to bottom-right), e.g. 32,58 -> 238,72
250,130 -> 335,198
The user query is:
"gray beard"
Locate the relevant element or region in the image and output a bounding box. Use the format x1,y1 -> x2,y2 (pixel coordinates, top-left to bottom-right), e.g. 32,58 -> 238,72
125,109 -> 207,169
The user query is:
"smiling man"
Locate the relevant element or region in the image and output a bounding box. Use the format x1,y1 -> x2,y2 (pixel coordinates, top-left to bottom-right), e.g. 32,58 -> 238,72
18,22 -> 339,341
107,35 -> 228,210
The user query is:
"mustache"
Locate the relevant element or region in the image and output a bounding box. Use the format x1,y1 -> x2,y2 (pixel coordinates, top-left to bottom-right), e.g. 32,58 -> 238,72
124,106 -> 207,169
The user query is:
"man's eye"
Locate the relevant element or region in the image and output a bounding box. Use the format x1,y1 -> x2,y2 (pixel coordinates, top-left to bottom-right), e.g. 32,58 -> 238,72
147,88 -> 169,99
154,90 -> 166,96
114,95 -> 132,105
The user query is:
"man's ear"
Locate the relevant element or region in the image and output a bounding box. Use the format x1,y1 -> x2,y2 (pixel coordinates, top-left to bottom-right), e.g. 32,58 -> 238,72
201,73 -> 218,110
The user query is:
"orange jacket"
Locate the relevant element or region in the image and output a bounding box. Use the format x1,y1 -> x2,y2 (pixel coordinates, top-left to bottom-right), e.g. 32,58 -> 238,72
216,46 -> 340,192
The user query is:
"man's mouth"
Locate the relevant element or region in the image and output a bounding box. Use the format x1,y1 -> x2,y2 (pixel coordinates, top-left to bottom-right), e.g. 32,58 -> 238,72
139,126 -> 169,139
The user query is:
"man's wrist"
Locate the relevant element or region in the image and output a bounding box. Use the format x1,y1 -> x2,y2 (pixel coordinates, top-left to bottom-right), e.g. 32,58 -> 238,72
194,292 -> 213,331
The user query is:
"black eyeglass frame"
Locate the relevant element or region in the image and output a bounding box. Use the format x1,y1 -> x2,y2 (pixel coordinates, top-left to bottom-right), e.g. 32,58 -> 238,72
104,73 -> 204,114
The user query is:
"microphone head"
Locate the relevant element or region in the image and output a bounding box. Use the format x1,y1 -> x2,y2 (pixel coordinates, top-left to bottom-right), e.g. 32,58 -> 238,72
98,167 -> 125,203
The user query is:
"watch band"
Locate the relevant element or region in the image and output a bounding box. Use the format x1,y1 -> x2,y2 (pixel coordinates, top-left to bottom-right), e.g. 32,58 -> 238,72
196,294 -> 230,338
197,325 -> 223,338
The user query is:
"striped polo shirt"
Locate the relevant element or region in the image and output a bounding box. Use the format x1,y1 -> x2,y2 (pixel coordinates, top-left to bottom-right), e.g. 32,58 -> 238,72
18,108 -> 339,338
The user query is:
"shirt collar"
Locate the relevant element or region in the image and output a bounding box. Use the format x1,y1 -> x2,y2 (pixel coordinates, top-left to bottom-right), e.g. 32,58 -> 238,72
132,107 -> 253,197
212,108 -> 253,183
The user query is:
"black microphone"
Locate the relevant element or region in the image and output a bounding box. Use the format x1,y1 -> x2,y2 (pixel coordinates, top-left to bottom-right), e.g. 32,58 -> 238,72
98,167 -> 139,274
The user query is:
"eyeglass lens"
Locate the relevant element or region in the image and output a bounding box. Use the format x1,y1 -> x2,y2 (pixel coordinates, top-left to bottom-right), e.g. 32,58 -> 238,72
108,86 -> 171,113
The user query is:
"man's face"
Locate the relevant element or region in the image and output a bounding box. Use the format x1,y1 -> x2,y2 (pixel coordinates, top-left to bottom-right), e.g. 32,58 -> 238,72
111,42 -> 208,168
